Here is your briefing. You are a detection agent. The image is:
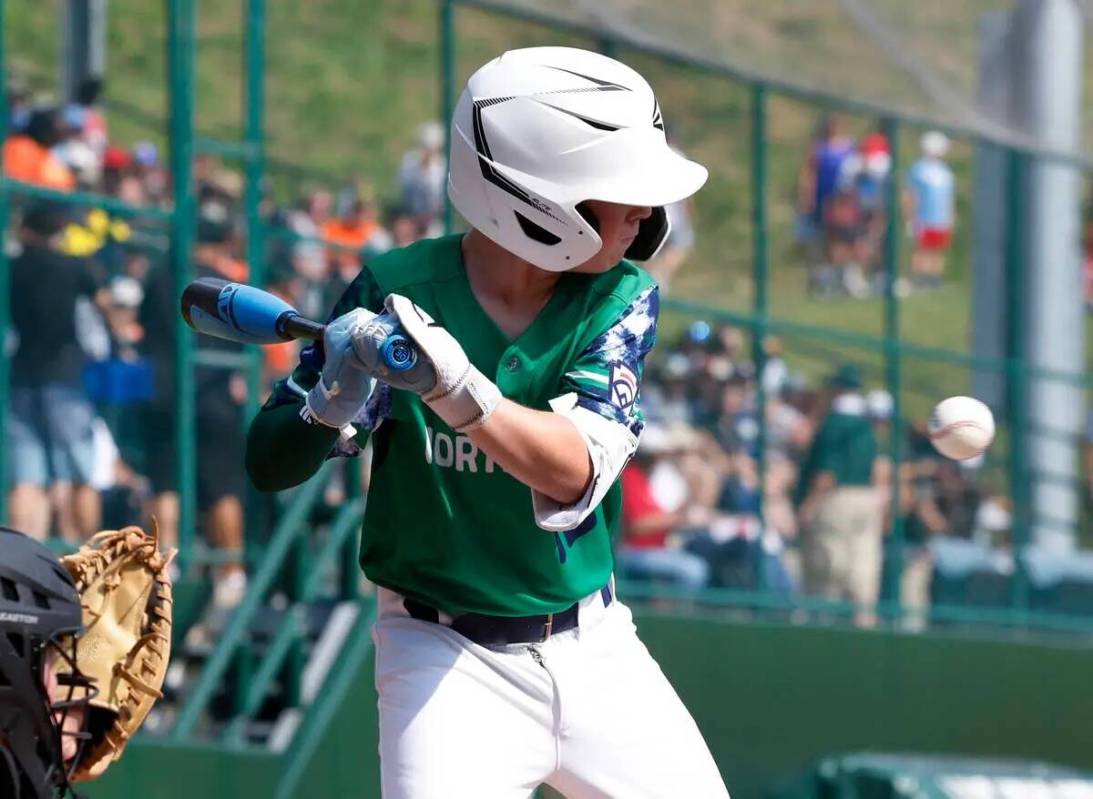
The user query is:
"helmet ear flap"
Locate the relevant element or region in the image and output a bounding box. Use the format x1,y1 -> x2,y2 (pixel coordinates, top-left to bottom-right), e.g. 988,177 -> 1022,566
625,206 -> 670,261
575,201 -> 600,234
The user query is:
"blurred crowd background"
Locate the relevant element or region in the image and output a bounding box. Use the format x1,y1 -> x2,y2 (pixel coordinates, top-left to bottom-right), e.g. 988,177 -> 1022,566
5,74 -> 1093,626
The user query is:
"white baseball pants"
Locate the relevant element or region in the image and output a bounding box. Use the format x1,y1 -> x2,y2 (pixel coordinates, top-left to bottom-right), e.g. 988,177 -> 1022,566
372,583 -> 730,798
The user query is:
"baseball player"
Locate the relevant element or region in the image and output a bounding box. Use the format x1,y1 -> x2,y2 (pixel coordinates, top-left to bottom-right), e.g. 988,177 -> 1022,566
247,46 -> 729,797
0,528 -> 92,798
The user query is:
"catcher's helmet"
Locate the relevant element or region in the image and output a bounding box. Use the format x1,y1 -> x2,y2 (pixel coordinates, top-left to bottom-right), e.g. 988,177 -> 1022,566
0,528 -> 89,799
448,46 -> 708,272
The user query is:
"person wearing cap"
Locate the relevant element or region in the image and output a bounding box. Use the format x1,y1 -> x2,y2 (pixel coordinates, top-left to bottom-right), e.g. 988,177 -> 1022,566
906,130 -> 955,290
7,203 -> 110,541
795,363 -> 882,627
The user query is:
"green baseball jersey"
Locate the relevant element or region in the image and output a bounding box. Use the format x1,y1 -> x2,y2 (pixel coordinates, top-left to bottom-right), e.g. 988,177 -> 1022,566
260,234 -> 659,617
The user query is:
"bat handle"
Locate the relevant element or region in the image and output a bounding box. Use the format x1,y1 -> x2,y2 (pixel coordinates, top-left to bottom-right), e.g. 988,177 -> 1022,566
279,312 -> 418,371
278,313 -> 325,342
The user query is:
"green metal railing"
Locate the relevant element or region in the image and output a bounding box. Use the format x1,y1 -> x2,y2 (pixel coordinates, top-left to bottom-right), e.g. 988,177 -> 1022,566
172,461 -> 366,740
167,0 -> 199,571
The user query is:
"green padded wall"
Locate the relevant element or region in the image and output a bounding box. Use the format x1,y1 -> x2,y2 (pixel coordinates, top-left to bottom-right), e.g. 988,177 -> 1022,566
90,612 -> 1093,799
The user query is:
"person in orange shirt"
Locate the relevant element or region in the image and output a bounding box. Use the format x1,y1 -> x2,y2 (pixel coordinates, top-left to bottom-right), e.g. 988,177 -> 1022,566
321,197 -> 381,278
3,108 -> 75,191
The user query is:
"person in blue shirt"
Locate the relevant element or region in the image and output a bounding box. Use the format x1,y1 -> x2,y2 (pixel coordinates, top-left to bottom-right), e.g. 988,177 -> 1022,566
906,131 -> 956,290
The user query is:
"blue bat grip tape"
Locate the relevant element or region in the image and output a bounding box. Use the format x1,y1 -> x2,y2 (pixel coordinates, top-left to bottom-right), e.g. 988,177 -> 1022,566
381,334 -> 417,371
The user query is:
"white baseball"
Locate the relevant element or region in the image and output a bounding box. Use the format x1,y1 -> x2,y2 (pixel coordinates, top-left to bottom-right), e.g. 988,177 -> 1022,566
928,396 -> 995,460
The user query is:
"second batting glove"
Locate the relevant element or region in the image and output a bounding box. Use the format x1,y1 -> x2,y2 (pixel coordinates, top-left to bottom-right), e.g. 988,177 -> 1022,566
303,307 -> 378,432
358,294 -> 501,432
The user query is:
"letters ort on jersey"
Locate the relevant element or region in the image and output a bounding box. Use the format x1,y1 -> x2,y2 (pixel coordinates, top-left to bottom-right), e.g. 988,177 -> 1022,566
425,426 -> 500,473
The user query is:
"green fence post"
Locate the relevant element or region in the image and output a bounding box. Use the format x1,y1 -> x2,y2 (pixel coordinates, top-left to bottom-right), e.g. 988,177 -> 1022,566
440,0 -> 455,234
340,457 -> 363,600
243,0 -> 267,563
882,116 -> 903,624
0,0 -> 9,524
1005,150 -> 1030,618
168,0 -> 198,574
750,83 -> 769,593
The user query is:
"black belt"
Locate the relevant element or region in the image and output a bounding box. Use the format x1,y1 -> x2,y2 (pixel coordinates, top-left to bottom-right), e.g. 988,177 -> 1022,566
403,584 -> 613,646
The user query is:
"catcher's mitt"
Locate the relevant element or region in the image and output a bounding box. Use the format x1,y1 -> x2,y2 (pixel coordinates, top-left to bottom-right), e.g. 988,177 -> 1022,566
57,525 -> 175,781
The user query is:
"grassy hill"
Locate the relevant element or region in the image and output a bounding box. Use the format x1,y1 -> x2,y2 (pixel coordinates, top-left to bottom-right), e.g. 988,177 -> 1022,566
6,0 -> 1086,416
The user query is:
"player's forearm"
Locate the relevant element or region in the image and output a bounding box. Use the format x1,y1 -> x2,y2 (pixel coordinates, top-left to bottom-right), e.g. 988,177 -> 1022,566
245,402 -> 340,492
468,399 -> 592,505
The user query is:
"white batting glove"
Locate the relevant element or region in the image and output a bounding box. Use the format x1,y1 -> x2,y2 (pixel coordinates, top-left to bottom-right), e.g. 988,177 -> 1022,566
361,294 -> 501,432
303,307 -> 378,432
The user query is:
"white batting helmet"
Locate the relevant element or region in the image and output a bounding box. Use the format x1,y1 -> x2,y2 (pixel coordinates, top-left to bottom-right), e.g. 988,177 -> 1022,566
448,46 -> 708,272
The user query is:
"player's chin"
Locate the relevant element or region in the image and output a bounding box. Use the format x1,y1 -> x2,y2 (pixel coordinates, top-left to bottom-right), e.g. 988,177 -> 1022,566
572,245 -> 629,273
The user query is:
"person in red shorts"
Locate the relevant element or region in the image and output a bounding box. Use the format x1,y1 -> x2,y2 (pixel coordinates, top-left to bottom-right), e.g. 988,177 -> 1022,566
906,131 -> 955,290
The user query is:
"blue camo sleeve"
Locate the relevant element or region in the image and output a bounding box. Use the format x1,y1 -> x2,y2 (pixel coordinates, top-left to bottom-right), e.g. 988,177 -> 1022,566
558,284 -> 658,437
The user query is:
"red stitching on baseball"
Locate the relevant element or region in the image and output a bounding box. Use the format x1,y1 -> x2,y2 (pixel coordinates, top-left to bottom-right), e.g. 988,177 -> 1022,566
928,420 -> 987,441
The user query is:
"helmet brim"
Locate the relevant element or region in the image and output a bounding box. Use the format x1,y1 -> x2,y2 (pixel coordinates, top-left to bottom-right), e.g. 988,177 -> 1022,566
570,129 -> 708,208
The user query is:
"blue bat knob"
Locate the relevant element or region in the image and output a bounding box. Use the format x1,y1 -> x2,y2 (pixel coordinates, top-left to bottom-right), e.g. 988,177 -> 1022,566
381,334 -> 417,371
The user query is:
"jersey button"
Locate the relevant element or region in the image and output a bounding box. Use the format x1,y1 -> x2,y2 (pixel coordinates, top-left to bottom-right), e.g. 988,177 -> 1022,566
505,356 -> 520,372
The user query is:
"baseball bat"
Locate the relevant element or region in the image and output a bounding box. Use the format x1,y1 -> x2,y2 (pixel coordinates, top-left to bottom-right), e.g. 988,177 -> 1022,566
180,277 -> 418,371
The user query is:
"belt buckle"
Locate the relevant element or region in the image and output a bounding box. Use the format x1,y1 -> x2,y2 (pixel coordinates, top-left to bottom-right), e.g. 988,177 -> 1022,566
540,612 -> 554,642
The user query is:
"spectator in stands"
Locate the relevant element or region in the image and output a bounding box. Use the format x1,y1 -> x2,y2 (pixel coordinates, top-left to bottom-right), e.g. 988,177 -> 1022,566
52,106 -> 101,190
764,386 -> 812,461
140,204 -> 249,607
822,183 -> 870,298
796,364 -> 882,627
895,455 -> 940,631
839,123 -> 891,274
6,203 -> 109,540
899,459 -> 982,629
906,131 -> 955,290
388,207 -> 424,248
760,335 -> 789,397
714,373 -> 758,456
322,193 -> 388,307
796,113 -> 855,295
641,352 -> 696,427
133,141 -> 168,206
397,121 -> 447,235
63,77 -> 107,157
617,426 -> 711,589
3,108 -> 75,191
715,324 -> 752,379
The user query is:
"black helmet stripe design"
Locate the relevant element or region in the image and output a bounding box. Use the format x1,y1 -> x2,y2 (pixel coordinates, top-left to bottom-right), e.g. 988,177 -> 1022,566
471,77 -> 640,223
535,101 -> 620,132
543,65 -> 630,91
471,97 -> 565,223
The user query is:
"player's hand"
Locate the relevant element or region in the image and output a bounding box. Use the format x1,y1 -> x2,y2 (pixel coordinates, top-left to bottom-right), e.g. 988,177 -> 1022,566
304,307 -> 378,430
362,294 -> 501,432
